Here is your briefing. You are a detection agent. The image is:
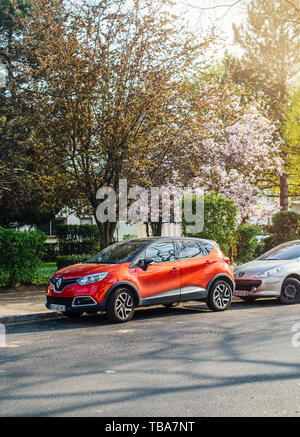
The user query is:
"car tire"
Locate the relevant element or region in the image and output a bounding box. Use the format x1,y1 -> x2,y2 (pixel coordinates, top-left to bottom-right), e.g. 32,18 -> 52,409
106,287 -> 135,323
206,280 -> 232,311
62,311 -> 83,318
279,278 -> 300,305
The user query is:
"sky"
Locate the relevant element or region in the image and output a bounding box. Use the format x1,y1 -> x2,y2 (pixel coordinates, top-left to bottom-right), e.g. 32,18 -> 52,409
172,0 -> 249,56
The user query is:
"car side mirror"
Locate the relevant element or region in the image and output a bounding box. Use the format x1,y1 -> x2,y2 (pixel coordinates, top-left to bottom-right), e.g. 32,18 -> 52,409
138,258 -> 154,271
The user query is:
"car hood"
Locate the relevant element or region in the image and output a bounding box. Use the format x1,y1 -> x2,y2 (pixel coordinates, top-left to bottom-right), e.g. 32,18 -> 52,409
53,263 -> 119,279
234,259 -> 291,275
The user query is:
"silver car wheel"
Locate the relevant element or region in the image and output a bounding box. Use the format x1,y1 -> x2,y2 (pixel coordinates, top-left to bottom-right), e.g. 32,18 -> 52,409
213,283 -> 231,309
115,291 -> 134,320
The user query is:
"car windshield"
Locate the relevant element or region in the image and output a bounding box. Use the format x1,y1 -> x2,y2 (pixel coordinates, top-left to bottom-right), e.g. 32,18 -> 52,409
85,240 -> 147,264
259,241 -> 300,261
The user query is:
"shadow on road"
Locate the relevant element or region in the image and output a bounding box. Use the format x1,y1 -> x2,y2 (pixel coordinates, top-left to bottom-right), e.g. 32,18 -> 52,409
4,297 -> 290,336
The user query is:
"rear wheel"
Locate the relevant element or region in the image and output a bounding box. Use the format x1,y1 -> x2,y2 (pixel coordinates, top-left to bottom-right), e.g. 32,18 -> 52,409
206,280 -> 232,311
279,278 -> 300,304
106,287 -> 135,323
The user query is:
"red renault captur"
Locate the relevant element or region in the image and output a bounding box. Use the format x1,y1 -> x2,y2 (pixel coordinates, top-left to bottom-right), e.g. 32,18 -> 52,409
46,237 -> 235,323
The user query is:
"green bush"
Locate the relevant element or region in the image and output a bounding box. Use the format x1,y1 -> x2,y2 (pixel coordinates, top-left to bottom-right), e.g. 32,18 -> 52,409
272,210 -> 300,243
260,211 -> 300,254
42,243 -> 59,262
182,193 -> 238,255
235,224 -> 261,263
56,254 -> 93,270
123,234 -> 137,240
56,224 -> 100,256
0,227 -> 46,286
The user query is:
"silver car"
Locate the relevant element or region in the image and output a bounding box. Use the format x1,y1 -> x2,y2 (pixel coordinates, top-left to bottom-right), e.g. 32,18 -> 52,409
234,240 -> 300,304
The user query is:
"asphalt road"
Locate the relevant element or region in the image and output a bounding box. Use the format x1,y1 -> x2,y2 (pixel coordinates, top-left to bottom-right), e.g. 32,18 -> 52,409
1,299 -> 300,417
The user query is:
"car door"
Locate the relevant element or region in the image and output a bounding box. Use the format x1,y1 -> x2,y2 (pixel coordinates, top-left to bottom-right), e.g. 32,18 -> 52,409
177,240 -> 214,301
134,241 -> 181,305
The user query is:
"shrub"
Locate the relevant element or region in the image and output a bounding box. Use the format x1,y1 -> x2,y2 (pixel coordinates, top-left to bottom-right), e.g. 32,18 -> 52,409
0,227 -> 46,287
42,243 -> 59,262
235,224 -> 261,263
56,224 -> 100,256
56,254 -> 93,270
123,234 -> 137,240
182,193 -> 238,255
272,210 -> 300,244
259,211 -> 300,254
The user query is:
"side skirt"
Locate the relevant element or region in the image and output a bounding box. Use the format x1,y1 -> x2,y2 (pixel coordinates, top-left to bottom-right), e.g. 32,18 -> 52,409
141,286 -> 207,307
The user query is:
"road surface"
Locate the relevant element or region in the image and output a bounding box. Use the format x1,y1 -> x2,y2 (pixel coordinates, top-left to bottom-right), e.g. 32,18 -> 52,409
1,299 -> 300,417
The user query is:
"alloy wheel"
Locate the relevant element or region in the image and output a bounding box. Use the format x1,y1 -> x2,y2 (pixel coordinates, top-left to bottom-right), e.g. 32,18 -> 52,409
213,283 -> 231,309
115,291 -> 134,321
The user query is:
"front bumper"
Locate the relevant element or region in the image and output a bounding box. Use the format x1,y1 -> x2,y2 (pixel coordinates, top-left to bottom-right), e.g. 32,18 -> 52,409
46,295 -> 105,313
234,276 -> 284,298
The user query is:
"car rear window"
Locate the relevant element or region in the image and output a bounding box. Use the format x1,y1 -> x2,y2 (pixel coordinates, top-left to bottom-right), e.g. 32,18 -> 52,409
177,241 -> 205,259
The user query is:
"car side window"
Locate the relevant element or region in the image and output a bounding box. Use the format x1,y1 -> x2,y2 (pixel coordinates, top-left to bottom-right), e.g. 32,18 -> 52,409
146,242 -> 176,264
200,242 -> 214,256
177,241 -> 205,260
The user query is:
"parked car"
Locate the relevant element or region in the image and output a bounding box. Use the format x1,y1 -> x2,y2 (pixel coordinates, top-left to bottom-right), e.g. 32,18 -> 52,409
46,237 -> 235,323
234,240 -> 300,304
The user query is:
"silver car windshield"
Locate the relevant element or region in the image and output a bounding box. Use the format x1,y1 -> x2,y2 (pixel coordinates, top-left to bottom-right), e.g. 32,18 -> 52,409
259,241 -> 300,261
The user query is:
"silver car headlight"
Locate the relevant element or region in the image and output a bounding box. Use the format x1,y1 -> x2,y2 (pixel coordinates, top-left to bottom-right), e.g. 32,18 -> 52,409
77,272 -> 109,286
256,267 -> 283,278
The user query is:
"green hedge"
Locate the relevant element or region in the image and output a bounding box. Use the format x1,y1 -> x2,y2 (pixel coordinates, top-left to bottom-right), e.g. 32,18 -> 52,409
56,254 -> 93,270
182,193 -> 237,255
235,224 -> 261,263
56,224 -> 100,256
42,242 -> 59,262
0,227 -> 46,286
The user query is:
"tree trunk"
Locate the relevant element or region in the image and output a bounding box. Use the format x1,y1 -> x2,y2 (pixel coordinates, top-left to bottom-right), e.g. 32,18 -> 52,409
280,172 -> 289,211
95,219 -> 117,249
150,221 -> 162,236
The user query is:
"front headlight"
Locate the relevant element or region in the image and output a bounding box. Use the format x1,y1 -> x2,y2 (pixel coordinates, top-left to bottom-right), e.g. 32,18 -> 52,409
77,272 -> 109,286
256,267 -> 283,278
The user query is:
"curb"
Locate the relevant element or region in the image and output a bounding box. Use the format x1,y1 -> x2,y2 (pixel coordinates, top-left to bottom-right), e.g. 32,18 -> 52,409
0,311 -> 63,325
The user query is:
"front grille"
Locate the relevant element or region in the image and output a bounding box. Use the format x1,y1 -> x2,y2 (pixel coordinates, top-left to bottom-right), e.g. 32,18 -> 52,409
50,277 -> 77,292
235,280 -> 262,291
46,296 -> 74,306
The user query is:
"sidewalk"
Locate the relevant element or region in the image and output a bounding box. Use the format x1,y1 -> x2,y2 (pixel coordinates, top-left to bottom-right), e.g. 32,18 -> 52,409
0,288 -> 61,324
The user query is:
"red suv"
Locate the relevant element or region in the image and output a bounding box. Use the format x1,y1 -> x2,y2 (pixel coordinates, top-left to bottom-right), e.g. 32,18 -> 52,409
46,237 -> 235,323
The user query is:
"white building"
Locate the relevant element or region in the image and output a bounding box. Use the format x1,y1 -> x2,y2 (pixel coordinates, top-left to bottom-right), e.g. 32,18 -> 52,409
40,212 -> 182,244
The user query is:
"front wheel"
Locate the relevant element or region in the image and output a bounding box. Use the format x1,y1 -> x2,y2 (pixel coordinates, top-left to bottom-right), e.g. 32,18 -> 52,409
279,278 -> 300,305
206,280 -> 232,311
106,287 -> 135,323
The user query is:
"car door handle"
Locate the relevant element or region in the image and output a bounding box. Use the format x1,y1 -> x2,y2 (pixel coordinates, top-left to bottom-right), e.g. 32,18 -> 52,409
204,260 -> 212,264
170,268 -> 179,273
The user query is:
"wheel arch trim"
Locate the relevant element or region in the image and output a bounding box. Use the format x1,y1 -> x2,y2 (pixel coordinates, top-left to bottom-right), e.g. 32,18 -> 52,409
206,273 -> 235,293
103,281 -> 142,307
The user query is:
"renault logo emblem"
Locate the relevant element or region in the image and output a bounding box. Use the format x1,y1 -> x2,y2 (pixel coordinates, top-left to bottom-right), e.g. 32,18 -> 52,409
56,277 -> 63,289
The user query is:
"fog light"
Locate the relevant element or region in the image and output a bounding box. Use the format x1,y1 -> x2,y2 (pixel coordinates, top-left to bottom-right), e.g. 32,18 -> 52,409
73,297 -> 96,306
